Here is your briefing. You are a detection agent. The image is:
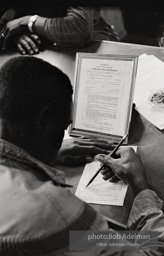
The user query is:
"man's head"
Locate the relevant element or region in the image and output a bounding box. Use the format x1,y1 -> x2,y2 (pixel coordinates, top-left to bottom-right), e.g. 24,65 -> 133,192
0,56 -> 73,164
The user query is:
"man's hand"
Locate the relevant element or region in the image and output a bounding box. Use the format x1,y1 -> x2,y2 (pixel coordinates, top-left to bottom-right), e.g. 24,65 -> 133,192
96,147 -> 149,196
0,16 -> 31,50
14,33 -> 42,55
54,138 -> 115,166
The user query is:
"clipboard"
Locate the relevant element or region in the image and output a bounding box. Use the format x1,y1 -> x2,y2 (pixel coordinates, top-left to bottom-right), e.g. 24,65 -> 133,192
69,53 -> 138,143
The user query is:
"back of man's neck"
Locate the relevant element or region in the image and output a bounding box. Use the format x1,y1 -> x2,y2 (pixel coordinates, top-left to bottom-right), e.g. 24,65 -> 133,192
0,118 -> 33,154
0,118 -> 57,167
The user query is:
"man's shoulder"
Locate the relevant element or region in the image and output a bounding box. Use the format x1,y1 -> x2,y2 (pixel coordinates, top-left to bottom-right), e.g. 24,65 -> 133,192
0,163 -> 107,255
0,163 -> 86,238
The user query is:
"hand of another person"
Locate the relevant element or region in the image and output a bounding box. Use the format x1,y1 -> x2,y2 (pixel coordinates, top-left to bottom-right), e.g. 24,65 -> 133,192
96,147 -> 149,196
0,9 -> 16,30
54,137 -> 115,166
14,33 -> 42,55
0,16 -> 31,50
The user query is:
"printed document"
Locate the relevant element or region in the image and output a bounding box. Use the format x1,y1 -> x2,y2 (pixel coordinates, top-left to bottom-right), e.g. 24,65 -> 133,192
74,58 -> 133,136
70,54 -> 137,141
75,161 -> 128,206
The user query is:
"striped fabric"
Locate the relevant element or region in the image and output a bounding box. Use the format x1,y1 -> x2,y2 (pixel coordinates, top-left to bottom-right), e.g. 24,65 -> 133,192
34,7 -> 119,48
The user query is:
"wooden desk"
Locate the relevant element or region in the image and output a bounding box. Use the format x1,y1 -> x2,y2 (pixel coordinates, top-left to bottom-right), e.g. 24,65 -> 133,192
1,40 -> 164,84
1,41 -> 164,224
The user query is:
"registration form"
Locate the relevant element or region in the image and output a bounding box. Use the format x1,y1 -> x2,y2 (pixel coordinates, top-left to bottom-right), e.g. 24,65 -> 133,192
70,53 -> 138,142
75,161 -> 128,206
75,146 -> 137,206
74,57 -> 134,136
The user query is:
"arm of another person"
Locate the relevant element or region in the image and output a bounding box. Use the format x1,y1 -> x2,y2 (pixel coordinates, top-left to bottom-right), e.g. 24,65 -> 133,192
33,7 -> 94,47
0,7 -> 94,51
95,148 -> 164,256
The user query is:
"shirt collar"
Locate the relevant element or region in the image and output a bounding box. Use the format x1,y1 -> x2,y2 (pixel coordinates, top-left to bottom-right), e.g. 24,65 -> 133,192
0,139 -> 65,184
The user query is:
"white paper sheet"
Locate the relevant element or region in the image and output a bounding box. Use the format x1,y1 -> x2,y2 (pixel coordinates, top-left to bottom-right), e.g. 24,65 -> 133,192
75,146 -> 137,206
75,161 -> 128,206
134,54 -> 164,130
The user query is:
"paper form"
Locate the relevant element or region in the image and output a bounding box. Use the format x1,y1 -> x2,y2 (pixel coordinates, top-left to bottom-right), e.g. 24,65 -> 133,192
134,54 -> 164,130
75,146 -> 137,206
74,57 -> 134,137
75,161 -> 128,206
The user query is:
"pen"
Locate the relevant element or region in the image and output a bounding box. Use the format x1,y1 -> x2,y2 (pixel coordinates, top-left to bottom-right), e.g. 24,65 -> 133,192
86,133 -> 128,187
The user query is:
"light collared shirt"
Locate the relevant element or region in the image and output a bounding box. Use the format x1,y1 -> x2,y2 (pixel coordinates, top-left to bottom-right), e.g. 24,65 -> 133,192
0,139 -> 163,255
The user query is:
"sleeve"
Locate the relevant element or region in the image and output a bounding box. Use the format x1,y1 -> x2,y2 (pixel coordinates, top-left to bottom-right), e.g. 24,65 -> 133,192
127,189 -> 164,255
34,7 -> 94,47
89,189 -> 164,256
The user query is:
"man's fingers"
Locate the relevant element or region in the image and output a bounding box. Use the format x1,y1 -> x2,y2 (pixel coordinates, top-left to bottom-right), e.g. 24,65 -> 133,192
30,34 -> 45,52
30,34 -> 41,44
75,138 -> 115,150
0,32 -> 5,48
15,35 -> 40,55
0,28 -> 8,49
17,43 -> 26,55
22,35 -> 39,54
100,165 -> 112,175
79,136 -> 114,143
26,38 -> 39,54
97,160 -> 116,180
19,38 -> 33,54
89,141 -> 115,150
63,155 -> 93,166
117,147 -> 135,157
95,154 -> 116,167
109,175 -> 120,183
87,146 -> 109,155
17,36 -> 39,55
102,171 -> 114,180
2,28 -> 12,50
70,145 -> 109,155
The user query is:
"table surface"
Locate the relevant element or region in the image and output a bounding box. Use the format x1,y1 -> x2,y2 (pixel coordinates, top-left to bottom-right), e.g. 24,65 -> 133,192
1,41 -> 164,224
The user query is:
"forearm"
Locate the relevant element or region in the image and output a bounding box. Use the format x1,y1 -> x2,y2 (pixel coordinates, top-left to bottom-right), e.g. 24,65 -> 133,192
33,7 -> 93,47
127,176 -> 149,197
127,189 -> 164,255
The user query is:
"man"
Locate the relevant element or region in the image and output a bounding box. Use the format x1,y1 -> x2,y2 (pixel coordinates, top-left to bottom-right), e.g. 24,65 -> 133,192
0,56 -> 163,256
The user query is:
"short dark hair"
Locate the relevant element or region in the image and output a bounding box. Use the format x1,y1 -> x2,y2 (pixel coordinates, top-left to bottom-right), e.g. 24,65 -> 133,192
0,56 -> 73,123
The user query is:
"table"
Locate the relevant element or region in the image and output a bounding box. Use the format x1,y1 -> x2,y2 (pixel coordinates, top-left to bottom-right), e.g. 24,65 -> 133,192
1,41 -> 164,224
